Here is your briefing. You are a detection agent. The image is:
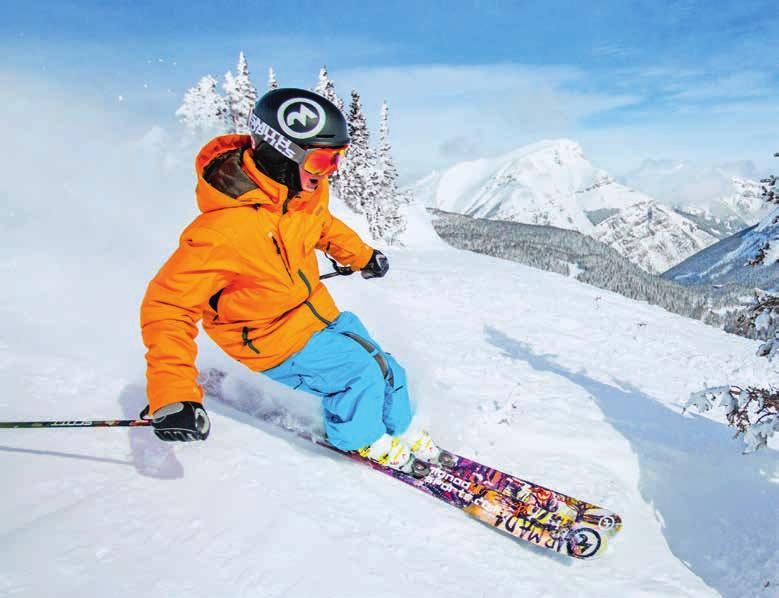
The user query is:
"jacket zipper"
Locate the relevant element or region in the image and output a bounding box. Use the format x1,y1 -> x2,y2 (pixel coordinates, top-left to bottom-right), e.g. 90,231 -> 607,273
242,327 -> 261,354
298,270 -> 332,325
270,234 -> 294,282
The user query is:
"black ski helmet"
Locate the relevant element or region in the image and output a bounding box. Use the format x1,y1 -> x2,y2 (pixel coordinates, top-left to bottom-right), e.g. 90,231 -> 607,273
249,88 -> 349,151
248,88 -> 349,194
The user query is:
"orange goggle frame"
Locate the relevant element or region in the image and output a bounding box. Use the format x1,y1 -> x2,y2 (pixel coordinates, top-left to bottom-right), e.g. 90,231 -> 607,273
301,146 -> 347,176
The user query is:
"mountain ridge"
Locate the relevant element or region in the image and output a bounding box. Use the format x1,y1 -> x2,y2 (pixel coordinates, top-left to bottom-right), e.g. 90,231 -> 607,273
410,139 -> 719,273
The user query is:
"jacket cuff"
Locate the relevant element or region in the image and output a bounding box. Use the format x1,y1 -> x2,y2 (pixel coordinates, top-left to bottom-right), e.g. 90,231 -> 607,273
353,245 -> 375,271
148,384 -> 204,415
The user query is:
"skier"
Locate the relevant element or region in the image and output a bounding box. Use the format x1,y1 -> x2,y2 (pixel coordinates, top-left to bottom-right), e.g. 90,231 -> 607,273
140,88 -> 437,470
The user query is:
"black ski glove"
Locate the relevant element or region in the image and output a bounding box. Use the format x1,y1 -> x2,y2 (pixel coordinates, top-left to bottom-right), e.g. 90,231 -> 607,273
361,250 -> 389,279
140,401 -> 211,442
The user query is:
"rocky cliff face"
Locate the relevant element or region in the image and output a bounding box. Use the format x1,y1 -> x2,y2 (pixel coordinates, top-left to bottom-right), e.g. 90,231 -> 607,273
592,202 -> 718,274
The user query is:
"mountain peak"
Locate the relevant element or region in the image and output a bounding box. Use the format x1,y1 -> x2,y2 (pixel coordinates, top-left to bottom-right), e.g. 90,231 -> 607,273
500,138 -> 586,164
410,138 -> 719,273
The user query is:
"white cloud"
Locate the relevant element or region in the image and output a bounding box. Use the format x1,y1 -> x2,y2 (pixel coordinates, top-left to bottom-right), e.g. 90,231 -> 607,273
669,71 -> 776,101
334,64 -> 641,182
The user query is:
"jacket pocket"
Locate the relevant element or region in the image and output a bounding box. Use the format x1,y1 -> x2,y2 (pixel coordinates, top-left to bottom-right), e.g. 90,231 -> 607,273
269,234 -> 293,282
298,270 -> 332,325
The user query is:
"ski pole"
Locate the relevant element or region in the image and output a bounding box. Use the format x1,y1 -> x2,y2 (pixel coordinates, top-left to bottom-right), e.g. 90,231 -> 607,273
321,270 -> 349,280
0,419 -> 151,429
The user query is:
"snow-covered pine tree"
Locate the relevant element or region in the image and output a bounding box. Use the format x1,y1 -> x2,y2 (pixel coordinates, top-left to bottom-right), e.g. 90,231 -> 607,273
223,52 -> 257,134
313,65 -> 346,195
268,67 -> 279,90
313,65 -> 344,112
222,71 -> 237,133
176,75 -> 229,135
365,155 -> 385,240
338,89 -> 374,218
375,100 -> 406,242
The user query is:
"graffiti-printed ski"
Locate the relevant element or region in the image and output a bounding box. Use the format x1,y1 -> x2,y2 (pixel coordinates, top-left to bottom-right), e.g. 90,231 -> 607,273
202,369 -> 621,559
432,450 -> 622,558
327,445 -> 621,559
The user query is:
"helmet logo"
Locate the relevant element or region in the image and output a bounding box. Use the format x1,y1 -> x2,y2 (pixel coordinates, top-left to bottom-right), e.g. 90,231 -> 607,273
278,97 -> 327,139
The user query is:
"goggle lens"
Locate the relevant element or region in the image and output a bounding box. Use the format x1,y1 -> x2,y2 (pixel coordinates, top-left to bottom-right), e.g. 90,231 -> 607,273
302,147 -> 347,176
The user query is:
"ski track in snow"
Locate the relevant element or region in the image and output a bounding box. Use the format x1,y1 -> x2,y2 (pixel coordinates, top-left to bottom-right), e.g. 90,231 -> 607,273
1,246 -> 777,597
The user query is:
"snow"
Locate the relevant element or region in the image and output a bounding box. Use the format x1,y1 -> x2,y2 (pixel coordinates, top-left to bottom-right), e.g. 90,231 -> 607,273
1,87 -> 778,598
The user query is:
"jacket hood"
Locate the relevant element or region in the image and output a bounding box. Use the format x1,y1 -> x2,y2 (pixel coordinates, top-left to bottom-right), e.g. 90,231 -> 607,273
194,135 -> 291,214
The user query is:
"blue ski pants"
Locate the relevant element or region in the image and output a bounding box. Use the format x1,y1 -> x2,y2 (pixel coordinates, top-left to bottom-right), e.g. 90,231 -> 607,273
262,312 -> 413,451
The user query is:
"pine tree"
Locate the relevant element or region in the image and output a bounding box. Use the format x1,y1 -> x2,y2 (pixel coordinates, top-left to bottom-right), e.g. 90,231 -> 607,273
176,75 -> 229,135
339,89 -> 374,216
313,65 -> 346,195
375,100 -> 407,242
268,67 -> 279,90
313,65 -> 344,112
223,52 -> 257,134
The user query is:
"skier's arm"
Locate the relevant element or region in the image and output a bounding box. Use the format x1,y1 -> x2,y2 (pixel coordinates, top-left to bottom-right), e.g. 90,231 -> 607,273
316,210 -> 374,270
140,226 -> 238,415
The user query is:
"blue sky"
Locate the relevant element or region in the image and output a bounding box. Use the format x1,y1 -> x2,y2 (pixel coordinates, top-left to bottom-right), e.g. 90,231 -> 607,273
4,0 -> 779,181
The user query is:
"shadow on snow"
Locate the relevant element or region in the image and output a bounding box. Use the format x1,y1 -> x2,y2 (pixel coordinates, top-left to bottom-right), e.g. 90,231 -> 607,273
118,384 -> 183,480
484,325 -> 777,598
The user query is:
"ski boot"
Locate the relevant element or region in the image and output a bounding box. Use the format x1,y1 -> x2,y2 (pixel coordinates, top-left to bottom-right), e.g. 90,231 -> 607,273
401,429 -> 457,468
404,429 -> 441,462
358,434 -> 414,473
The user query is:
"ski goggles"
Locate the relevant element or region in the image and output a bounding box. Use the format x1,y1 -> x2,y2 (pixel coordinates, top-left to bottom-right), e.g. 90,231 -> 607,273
300,146 -> 348,176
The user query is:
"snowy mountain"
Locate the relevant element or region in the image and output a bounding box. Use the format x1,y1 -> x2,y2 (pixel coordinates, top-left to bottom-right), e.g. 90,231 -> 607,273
622,160 -> 771,236
414,139 -> 649,232
3,88 -> 778,598
411,140 -> 717,273
664,206 -> 779,289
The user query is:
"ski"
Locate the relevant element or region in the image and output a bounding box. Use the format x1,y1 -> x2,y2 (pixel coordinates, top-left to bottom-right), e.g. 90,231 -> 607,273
202,369 -> 621,559
426,450 -> 622,557
324,444 -> 620,559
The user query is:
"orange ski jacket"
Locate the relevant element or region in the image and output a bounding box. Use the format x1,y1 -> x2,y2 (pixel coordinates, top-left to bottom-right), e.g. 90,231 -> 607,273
140,135 -> 374,414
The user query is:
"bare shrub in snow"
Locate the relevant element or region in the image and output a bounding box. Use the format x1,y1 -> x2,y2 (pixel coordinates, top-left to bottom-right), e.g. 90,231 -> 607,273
685,386 -> 779,453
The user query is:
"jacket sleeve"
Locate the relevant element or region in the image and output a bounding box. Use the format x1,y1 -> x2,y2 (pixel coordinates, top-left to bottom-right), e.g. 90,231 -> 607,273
140,225 -> 239,414
316,210 -> 374,270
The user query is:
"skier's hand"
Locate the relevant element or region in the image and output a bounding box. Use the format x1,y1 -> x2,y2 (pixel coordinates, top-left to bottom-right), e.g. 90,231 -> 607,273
361,250 -> 389,279
140,401 -> 211,442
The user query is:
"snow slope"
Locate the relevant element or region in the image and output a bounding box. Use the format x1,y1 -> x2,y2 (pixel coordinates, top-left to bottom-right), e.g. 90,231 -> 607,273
2,244 -> 778,598
410,140 -> 717,272
1,86 -> 777,598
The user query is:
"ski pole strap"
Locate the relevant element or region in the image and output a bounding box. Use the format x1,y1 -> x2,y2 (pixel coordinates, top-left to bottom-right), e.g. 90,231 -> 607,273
324,251 -> 354,278
0,419 -> 151,429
